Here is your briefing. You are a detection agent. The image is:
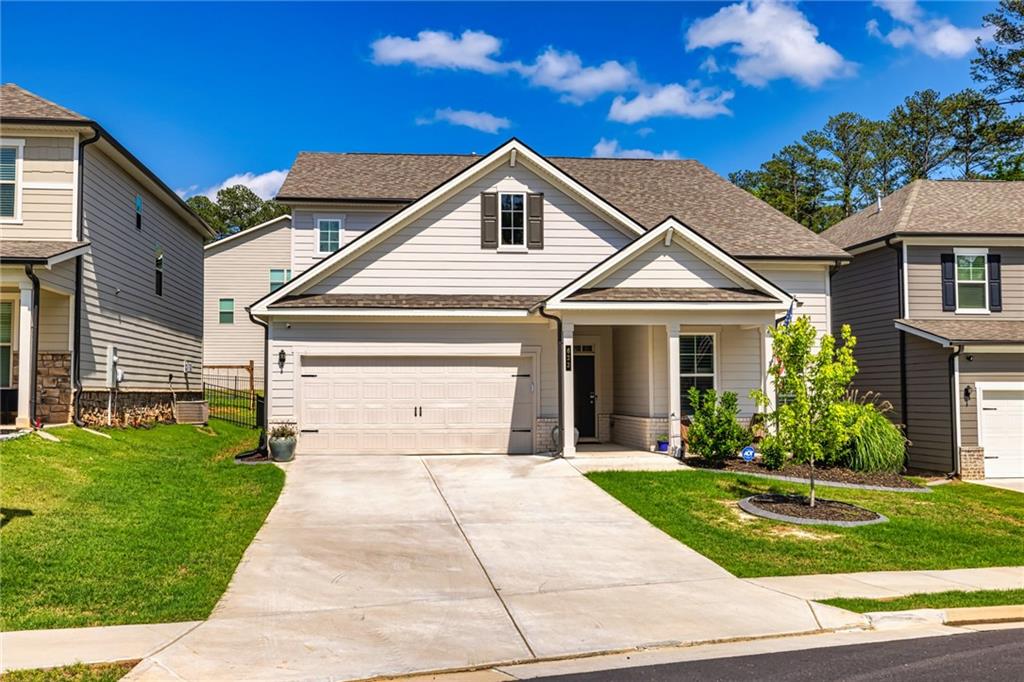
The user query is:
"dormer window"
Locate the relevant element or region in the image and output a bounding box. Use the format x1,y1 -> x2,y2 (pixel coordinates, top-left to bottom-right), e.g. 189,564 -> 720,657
499,193 -> 525,246
955,249 -> 987,313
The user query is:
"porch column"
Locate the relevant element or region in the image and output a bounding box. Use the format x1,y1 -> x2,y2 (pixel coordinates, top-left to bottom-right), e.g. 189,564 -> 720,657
666,323 -> 681,455
761,324 -> 776,413
561,320 -> 575,457
16,280 -> 34,428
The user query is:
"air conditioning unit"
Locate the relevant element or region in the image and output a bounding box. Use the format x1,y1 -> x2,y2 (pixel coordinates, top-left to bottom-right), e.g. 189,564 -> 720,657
174,400 -> 209,425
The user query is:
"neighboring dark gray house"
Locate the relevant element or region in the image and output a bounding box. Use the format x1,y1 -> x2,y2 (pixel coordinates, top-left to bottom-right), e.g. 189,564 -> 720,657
823,180 -> 1024,480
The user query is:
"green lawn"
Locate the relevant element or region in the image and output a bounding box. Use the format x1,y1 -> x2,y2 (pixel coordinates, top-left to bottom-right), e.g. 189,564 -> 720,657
820,589 -> 1024,613
0,421 -> 283,631
586,470 -> 1024,578
2,661 -> 137,682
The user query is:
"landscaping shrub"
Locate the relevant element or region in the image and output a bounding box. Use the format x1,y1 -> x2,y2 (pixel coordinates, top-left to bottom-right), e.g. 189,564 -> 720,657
759,434 -> 786,470
841,401 -> 907,472
687,387 -> 748,464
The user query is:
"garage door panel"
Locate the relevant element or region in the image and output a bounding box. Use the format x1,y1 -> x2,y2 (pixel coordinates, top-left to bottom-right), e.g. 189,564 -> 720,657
980,388 -> 1024,479
298,356 -> 535,455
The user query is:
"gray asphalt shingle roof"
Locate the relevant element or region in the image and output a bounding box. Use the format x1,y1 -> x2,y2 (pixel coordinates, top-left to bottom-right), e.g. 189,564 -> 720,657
896,318 -> 1024,345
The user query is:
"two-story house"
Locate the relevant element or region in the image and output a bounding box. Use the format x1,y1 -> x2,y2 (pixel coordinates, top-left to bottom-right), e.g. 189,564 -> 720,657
0,84 -> 212,428
823,180 -> 1024,480
235,139 -> 848,457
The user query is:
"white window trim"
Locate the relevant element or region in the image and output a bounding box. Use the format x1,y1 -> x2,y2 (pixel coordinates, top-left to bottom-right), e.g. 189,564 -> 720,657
316,217 -> 345,256
219,298 -> 235,324
0,297 -> 15,388
953,247 -> 989,315
498,191 -> 527,250
269,268 -> 292,292
680,332 -> 718,414
0,138 -> 25,224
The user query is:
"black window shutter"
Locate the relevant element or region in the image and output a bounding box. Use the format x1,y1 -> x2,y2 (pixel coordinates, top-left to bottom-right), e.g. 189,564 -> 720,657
527,193 -> 544,249
988,254 -> 1002,312
940,252 -> 955,312
481,192 -> 498,249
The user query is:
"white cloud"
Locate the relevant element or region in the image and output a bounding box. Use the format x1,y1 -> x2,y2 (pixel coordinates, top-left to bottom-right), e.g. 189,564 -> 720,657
180,170 -> 288,201
868,0 -> 994,58
522,49 -> 637,103
371,29 -> 511,73
636,127 -> 654,137
686,0 -> 855,87
416,107 -> 511,134
592,138 -> 680,160
700,55 -> 720,74
608,82 -> 734,123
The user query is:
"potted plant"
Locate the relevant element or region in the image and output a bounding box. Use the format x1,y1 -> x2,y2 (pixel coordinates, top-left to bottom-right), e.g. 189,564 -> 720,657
268,423 -> 297,462
655,433 -> 670,453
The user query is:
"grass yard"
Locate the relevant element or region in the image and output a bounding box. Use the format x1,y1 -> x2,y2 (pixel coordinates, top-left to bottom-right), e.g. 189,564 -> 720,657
0,421 -> 284,632
1,661 -> 137,682
586,470 -> 1024,578
821,589 -> 1024,613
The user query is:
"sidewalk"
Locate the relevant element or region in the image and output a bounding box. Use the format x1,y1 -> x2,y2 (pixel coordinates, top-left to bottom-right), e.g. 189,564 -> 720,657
747,566 -> 1024,600
0,621 -> 200,673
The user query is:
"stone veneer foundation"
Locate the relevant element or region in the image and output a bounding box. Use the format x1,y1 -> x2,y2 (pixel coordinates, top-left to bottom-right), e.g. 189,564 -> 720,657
534,417 -> 559,453
35,352 -> 72,424
959,446 -> 986,481
78,390 -> 203,427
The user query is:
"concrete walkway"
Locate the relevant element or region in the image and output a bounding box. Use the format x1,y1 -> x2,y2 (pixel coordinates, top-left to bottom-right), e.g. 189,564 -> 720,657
125,455 -> 849,681
973,478 -> 1024,493
749,566 -> 1024,601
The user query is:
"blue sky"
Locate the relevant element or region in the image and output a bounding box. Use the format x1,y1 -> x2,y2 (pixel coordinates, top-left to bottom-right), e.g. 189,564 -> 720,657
1,1 -> 1000,199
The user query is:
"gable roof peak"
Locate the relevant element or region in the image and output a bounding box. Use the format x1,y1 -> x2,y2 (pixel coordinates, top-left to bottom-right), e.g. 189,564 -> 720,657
1,83 -> 89,122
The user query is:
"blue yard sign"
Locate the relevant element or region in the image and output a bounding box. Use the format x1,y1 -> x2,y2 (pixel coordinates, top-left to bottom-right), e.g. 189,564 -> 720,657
741,445 -> 756,462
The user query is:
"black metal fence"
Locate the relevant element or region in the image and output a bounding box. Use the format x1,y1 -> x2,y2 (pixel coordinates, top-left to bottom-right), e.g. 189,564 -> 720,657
203,374 -> 263,429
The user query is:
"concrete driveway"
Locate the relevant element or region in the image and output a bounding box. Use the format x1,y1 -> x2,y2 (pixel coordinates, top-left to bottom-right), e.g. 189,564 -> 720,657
129,455 -> 852,681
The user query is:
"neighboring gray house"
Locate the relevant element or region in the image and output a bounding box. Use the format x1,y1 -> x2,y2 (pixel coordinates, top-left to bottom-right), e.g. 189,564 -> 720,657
823,180 -> 1024,480
203,213 -> 291,379
0,84 -> 212,427
249,139 -> 848,457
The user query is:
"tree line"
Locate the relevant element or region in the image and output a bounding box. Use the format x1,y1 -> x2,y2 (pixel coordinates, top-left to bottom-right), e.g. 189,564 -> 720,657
730,0 -> 1023,233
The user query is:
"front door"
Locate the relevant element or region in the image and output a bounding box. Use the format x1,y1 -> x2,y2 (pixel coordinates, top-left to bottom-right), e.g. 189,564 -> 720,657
574,354 -> 597,439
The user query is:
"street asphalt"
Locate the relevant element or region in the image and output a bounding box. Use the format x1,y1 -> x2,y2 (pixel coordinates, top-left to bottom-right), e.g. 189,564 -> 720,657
534,628 -> 1024,681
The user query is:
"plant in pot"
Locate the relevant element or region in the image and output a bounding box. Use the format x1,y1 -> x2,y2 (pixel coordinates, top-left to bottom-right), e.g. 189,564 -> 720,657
268,423 -> 298,462
655,434 -> 670,453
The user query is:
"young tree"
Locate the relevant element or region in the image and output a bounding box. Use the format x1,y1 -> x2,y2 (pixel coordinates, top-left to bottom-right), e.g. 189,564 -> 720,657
971,0 -> 1024,102
890,90 -> 953,180
185,195 -> 226,235
752,317 -> 858,506
943,89 -> 1024,178
187,185 -> 289,239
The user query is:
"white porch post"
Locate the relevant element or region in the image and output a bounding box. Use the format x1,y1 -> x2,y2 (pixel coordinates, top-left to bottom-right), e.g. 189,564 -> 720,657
667,323 -> 681,455
761,323 -> 776,413
16,280 -> 34,428
561,320 -> 576,458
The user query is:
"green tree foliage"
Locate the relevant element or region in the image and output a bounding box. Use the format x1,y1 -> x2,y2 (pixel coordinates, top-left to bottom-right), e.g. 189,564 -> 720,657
971,0 -> 1024,101
819,112 -> 874,218
891,89 -> 954,180
751,317 -> 858,506
944,89 -> 1024,178
187,185 -> 289,240
686,388 -> 749,464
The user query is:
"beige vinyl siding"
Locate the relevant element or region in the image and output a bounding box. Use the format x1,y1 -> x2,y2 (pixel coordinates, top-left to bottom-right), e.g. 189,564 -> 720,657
714,325 -> 762,418
204,218 -> 292,374
0,136 -> 75,241
291,208 -> 393,272
612,325 -> 654,417
79,147 -> 203,391
830,246 -> 904,422
307,164 -> 633,297
595,240 -> 742,289
748,263 -> 831,338
38,288 -> 71,351
904,333 -> 954,472
267,319 -> 557,425
35,259 -> 76,294
959,354 -> 1024,448
907,245 -> 1024,318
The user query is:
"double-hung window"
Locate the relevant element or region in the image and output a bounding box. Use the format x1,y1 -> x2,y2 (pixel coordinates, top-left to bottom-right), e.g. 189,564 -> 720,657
155,252 -> 164,296
680,334 -> 715,415
955,250 -> 988,312
219,298 -> 234,324
0,139 -> 23,221
0,301 -> 12,387
499,193 -> 525,246
135,195 -> 143,230
317,218 -> 342,254
269,268 -> 292,292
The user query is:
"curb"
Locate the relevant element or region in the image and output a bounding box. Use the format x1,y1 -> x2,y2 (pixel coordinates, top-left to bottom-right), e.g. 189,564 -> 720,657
865,604 -> 1024,630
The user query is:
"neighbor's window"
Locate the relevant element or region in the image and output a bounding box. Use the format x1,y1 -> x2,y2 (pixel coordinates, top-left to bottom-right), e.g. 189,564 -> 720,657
155,252 -> 164,296
499,193 -> 525,246
317,219 -> 342,254
219,298 -> 234,324
0,301 -> 12,387
0,141 -> 22,220
269,268 -> 292,293
135,195 -> 143,230
680,334 -> 715,415
956,251 -> 987,311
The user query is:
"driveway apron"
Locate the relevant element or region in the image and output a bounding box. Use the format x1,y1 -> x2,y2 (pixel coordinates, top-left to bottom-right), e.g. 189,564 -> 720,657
128,455 -> 828,681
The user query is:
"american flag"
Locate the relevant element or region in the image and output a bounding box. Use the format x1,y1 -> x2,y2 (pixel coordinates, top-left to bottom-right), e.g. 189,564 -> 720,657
781,301 -> 795,327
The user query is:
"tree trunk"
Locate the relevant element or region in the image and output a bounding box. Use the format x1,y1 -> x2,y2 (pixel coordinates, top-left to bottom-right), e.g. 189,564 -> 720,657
809,456 -> 816,507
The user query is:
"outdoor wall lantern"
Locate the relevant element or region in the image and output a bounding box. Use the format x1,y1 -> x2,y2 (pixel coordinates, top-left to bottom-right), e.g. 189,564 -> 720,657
278,349 -> 287,371
963,385 -> 972,404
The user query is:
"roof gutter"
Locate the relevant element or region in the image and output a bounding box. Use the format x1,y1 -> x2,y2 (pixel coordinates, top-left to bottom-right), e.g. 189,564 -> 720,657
536,304 -> 564,458
886,238 -> 910,453
247,307 -> 271,435
24,265 -> 40,427
71,128 -> 102,426
949,344 -> 963,479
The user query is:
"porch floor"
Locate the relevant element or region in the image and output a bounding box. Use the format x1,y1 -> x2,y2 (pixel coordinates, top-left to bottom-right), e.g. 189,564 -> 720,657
570,443 -> 688,473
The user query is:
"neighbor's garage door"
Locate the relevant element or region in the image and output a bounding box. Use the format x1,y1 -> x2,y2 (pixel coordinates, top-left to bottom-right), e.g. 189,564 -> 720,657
298,356 -> 535,455
980,388 -> 1024,479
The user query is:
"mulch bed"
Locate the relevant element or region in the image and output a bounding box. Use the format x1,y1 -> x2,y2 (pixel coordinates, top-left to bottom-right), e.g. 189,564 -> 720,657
745,493 -> 882,523
682,457 -> 924,489
235,451 -> 273,465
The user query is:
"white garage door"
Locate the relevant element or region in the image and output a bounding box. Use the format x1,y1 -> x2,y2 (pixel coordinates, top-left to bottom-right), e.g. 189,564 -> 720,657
980,388 -> 1024,479
298,356 -> 535,455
